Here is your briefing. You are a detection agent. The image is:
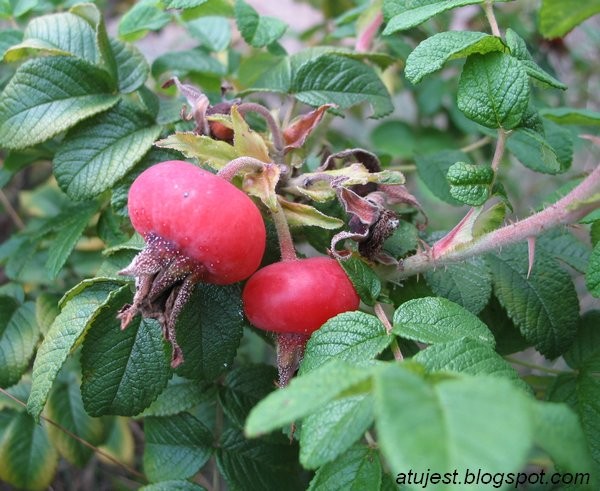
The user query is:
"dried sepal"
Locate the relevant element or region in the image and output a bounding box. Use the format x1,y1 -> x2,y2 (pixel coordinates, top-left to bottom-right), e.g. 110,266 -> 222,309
283,104 -> 336,152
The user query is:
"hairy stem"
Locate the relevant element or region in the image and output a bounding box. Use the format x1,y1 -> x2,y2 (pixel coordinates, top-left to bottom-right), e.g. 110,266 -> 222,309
491,129 -> 507,174
482,0 -> 501,37
395,163 -> 600,280
273,199 -> 297,261
460,136 -> 492,153
216,156 -> 266,182
237,102 -> 285,163
374,303 -> 403,361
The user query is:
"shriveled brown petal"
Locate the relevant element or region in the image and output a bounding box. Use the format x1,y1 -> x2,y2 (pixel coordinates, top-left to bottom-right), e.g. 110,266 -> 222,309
283,104 -> 336,152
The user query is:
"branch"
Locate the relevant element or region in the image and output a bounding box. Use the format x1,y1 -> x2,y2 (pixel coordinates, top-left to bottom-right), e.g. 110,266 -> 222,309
395,163 -> 600,280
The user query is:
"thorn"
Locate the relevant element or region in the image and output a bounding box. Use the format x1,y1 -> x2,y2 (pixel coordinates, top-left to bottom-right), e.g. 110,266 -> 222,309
527,236 -> 536,279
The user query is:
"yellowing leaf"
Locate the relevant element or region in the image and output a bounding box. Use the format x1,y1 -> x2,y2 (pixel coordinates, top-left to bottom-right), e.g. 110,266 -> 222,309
231,105 -> 270,163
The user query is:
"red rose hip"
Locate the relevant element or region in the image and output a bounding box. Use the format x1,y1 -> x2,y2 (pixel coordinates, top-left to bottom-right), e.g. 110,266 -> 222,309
242,257 -> 359,385
118,160 -> 266,367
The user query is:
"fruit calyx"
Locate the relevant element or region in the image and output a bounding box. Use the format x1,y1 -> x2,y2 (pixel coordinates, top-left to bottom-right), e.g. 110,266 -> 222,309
118,233 -> 206,368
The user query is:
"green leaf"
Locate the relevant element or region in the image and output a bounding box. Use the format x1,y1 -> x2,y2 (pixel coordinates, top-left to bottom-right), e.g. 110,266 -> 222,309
446,162 -> 493,206
486,244 -> 579,358
301,312 -> 391,373
424,257 -> 491,314
290,55 -> 393,118
586,242 -> 600,297
308,445 -> 382,491
564,311 -> 600,371
141,376 -> 210,417
46,377 -> 105,467
507,121 -> 572,174
414,150 -> 465,205
27,281 -> 125,421
338,257 -> 382,306
393,297 -> 495,345
235,0 -> 287,48
531,400 -> 594,478
383,0 -> 512,34
413,337 -> 529,391
81,287 -> 171,416
186,16 -> 231,52
111,38 -> 149,93
405,31 -> 506,84
35,292 -> 60,336
219,364 -> 278,428
155,132 -> 238,168
45,201 -> 99,278
144,413 -> 213,482
539,0 -> 600,38
458,52 -> 529,129
151,48 -> 226,80
374,365 -> 533,488
175,284 -> 244,381
165,0 -> 209,8
547,372 -> 600,479
300,396 -> 373,470
118,0 -> 171,41
279,200 -> 344,230
140,481 -> 206,491
4,12 -> 99,62
217,427 -> 303,491
0,411 -> 59,491
505,29 -> 566,90
0,57 -> 119,149
0,30 -> 22,59
53,99 -> 161,200
0,300 -> 38,388
537,228 -> 590,273
540,107 -> 600,126
245,360 -> 373,437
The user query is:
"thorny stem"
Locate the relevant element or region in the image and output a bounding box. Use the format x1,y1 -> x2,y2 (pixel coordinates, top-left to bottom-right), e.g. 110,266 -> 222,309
273,199 -> 297,261
374,303 -> 403,361
216,156 -> 266,182
482,0 -> 501,37
0,388 -> 146,481
395,163 -> 600,280
237,102 -> 285,163
0,189 -> 25,230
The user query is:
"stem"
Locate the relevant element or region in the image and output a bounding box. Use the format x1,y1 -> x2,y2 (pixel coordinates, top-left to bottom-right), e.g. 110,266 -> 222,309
374,303 -> 403,361
273,199 -> 297,262
460,136 -> 492,153
216,156 -> 266,182
236,102 -> 285,163
491,129 -> 507,174
396,163 -> 600,279
0,388 -> 145,481
482,0 -> 501,37
505,357 -> 569,375
0,189 -> 25,229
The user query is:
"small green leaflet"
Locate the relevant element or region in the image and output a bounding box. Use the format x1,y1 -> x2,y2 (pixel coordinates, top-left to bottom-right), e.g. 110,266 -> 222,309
374,365 -> 533,490
245,360 -> 374,437
118,0 -> 171,41
235,0 -> 287,48
506,126 -> 571,175
539,0 -> 600,38
505,29 -> 566,90
300,396 -> 374,470
586,242 -> 600,297
0,299 -> 39,388
383,0 -> 514,34
155,133 -> 238,169
301,312 -> 391,374
185,16 -> 231,52
486,244 -> 579,358
338,257 -> 382,306
405,31 -> 506,84
458,52 -> 529,129
446,162 -> 494,206
53,99 -> 161,200
80,287 -> 171,417
141,376 -> 210,417
0,57 -> 119,149
27,281 -> 125,420
151,48 -> 226,79
4,12 -> 99,62
393,297 -> 495,345
143,414 -> 213,482
414,150 -> 466,205
540,107 -> 600,126
307,445 -> 382,491
111,38 -> 149,93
